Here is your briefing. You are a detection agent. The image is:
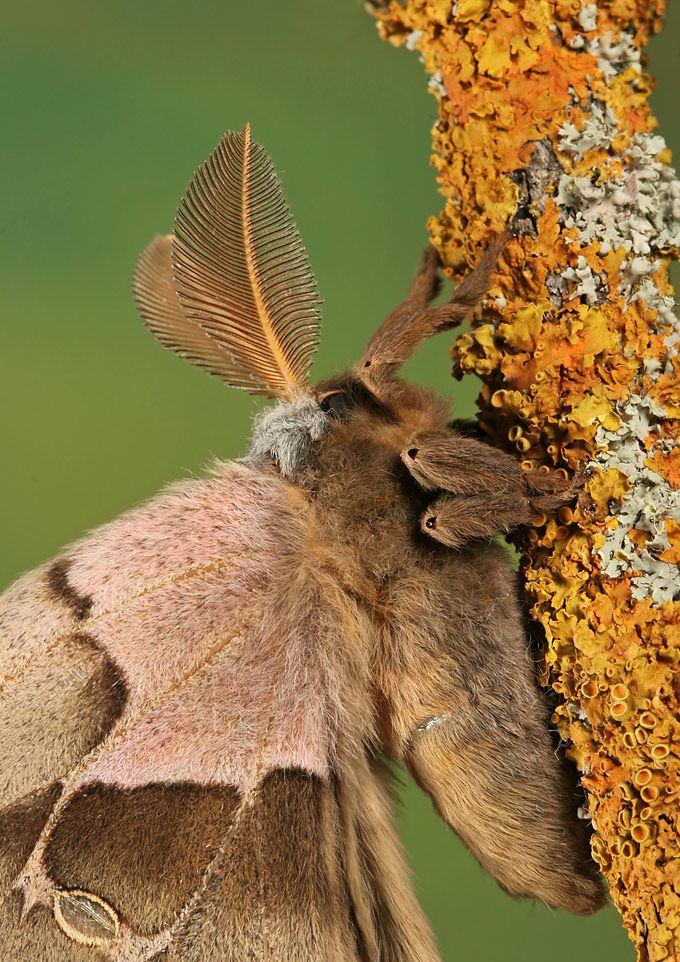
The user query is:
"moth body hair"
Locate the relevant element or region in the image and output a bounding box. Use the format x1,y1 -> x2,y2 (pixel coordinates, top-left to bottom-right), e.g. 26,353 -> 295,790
248,396 -> 330,477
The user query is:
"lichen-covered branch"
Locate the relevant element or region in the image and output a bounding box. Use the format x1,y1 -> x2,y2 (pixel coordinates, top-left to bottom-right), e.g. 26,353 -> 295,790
369,2 -> 679,958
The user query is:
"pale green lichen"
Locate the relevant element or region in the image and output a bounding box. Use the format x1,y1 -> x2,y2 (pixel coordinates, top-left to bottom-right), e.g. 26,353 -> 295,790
556,134 -> 680,256
594,396 -> 680,603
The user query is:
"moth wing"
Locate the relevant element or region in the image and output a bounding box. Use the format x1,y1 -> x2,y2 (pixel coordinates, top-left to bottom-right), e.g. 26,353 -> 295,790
0,559 -> 127,809
0,461 -> 364,960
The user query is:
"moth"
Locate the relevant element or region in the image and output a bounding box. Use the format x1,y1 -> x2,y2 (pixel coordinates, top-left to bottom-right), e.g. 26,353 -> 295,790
0,126 -> 604,962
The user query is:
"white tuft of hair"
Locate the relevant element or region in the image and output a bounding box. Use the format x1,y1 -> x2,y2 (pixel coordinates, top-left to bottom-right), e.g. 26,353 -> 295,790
248,398 -> 329,478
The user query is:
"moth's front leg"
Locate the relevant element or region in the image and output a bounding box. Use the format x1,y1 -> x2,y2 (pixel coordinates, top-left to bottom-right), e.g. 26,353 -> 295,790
418,492 -> 531,549
402,432 -> 579,546
402,431 -> 526,496
402,432 -> 530,545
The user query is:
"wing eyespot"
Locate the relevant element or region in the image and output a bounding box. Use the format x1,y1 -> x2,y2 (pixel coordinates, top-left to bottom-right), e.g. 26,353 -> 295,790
53,889 -> 120,947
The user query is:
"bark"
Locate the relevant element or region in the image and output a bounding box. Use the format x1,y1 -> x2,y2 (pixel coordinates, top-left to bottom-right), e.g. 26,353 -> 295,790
368,2 -> 679,959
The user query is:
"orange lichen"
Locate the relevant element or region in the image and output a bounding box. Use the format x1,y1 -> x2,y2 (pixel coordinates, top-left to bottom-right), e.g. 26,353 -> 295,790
372,1 -> 679,959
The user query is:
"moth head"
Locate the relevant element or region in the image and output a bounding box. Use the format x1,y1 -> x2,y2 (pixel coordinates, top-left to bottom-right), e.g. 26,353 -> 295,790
133,126 -> 503,478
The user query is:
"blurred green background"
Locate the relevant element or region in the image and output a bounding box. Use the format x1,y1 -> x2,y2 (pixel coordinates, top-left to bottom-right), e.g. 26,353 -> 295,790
1,2 -> 677,959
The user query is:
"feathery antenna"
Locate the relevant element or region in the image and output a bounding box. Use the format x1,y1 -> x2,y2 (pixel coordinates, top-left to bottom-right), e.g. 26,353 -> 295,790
172,125 -> 322,398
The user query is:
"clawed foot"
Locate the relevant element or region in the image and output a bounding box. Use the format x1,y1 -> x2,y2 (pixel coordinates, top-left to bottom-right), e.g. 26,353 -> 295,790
524,465 -> 586,515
